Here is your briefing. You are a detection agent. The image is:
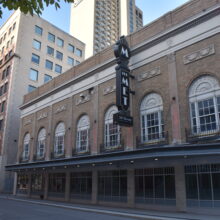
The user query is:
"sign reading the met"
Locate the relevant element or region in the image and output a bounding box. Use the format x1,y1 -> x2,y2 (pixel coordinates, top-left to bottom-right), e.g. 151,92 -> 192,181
113,36 -> 133,127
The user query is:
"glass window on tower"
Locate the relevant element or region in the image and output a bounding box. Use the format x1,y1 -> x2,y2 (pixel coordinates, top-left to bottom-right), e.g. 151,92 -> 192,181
55,64 -> 62,74
47,46 -> 54,56
48,33 -> 55,43
32,39 -> 41,50
56,51 -> 63,60
68,44 -> 75,53
75,48 -> 82,57
67,57 -> 74,66
28,85 -> 36,93
29,69 -> 38,81
44,74 -> 52,83
35,25 -> 43,36
57,38 -> 64,47
45,60 -> 53,70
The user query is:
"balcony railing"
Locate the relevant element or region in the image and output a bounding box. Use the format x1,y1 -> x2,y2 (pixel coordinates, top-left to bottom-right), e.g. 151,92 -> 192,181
185,126 -> 220,143
100,139 -> 124,153
136,131 -> 169,148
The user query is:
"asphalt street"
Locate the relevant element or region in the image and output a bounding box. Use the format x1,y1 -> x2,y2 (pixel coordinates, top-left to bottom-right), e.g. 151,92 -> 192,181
0,197 -> 136,220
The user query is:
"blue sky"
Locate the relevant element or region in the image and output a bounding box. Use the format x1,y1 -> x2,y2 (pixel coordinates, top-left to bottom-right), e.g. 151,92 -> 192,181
0,0 -> 189,33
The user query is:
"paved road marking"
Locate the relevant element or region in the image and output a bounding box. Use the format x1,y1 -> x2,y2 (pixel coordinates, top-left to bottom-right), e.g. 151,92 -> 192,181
0,196 -> 197,220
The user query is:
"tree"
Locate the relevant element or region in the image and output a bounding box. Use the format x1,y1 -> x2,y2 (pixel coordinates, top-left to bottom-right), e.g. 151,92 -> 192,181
0,0 -> 74,18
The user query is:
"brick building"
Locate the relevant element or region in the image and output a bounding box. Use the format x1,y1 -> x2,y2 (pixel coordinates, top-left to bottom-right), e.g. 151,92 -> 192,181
6,0 -> 220,214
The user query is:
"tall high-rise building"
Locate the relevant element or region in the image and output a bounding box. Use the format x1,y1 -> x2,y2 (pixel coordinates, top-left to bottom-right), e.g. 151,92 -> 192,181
0,10 -> 85,192
70,0 -> 143,58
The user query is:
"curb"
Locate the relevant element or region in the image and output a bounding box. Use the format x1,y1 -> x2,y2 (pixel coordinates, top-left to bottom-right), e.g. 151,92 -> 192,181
0,196 -> 195,220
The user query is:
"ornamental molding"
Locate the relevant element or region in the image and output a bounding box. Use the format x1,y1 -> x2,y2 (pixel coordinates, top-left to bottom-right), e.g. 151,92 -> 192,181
103,85 -> 116,95
24,119 -> 32,126
189,75 -> 220,97
75,94 -> 90,105
37,112 -> 48,121
183,44 -> 215,64
140,93 -> 163,111
138,67 -> 160,82
55,104 -> 67,114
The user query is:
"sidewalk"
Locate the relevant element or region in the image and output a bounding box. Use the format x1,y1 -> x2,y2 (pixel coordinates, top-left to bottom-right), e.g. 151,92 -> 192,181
0,194 -> 219,220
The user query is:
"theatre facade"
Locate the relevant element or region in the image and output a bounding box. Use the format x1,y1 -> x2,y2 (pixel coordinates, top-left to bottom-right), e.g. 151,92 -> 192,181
6,0 -> 220,214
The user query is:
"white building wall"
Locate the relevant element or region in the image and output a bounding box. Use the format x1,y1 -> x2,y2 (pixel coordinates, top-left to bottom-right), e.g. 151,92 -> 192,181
70,0 -> 95,58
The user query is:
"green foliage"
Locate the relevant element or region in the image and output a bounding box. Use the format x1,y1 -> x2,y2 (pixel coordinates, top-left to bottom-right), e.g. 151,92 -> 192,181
0,0 -> 74,18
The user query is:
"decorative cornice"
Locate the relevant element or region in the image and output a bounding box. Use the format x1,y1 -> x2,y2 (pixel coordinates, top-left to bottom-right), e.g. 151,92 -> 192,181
183,44 -> 215,64
24,119 -> 32,126
37,112 -> 47,121
103,85 -> 116,95
75,94 -> 91,105
54,104 -> 67,114
138,67 -> 160,82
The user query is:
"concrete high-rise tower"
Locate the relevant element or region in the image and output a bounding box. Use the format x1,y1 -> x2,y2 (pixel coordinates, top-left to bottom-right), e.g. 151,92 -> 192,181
70,0 -> 143,58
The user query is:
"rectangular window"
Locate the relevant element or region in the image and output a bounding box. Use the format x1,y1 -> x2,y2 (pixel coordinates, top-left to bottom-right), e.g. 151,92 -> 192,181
56,51 -> 63,60
4,82 -> 8,93
0,86 -> 3,96
11,36 -> 14,44
185,164 -> 220,208
13,22 -> 16,30
44,74 -> 52,83
6,66 -> 10,77
32,39 -> 41,50
29,69 -> 38,81
28,85 -> 36,93
55,64 -> 62,74
98,170 -> 127,202
31,53 -> 40,64
1,101 -> 5,112
198,98 -> 216,132
31,174 -> 44,193
45,60 -> 53,70
9,50 -> 13,57
75,60 -> 81,65
70,172 -> 92,200
68,44 -> 75,53
57,37 -> 64,47
17,173 -> 29,194
135,167 -> 176,205
0,119 -> 3,130
35,25 -> 43,36
2,69 -> 6,80
48,173 -> 65,194
67,57 -> 74,66
54,135 -> 64,155
48,33 -> 55,43
75,48 -> 82,57
47,46 -> 54,56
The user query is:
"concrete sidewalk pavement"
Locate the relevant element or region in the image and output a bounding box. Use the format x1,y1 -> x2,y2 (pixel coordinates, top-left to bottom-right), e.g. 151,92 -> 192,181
0,195 -> 219,220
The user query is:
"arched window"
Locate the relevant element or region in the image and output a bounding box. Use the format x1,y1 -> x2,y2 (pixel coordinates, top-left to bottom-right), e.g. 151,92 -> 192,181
37,128 -> 46,158
23,133 -> 30,160
76,115 -> 90,153
140,93 -> 164,143
54,122 -> 65,156
189,76 -> 220,134
104,105 -> 120,148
